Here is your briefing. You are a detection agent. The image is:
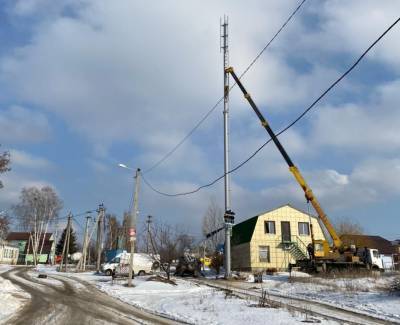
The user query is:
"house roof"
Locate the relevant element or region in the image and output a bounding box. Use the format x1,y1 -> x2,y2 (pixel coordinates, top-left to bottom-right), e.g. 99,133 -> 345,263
232,215 -> 258,246
340,234 -> 397,255
6,232 -> 53,242
232,204 -> 314,246
252,203 -> 318,220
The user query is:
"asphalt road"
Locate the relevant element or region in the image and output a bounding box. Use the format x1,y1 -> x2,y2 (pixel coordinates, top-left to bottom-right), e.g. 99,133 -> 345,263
2,267 -> 180,325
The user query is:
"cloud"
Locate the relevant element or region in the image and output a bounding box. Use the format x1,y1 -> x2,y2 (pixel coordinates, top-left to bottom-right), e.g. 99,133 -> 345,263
0,106 -> 51,144
0,0 -> 342,158
0,171 -> 52,207
257,156 -> 400,213
86,158 -> 108,173
9,149 -> 52,169
1,0 -> 400,234
310,79 -> 400,153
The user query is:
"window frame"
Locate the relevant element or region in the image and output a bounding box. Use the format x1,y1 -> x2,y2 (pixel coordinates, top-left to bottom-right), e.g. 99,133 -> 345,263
298,222 -> 310,236
264,221 -> 276,234
259,245 -> 270,263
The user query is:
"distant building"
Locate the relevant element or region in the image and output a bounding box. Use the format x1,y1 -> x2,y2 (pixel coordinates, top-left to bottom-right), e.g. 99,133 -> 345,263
0,239 -> 19,265
6,232 -> 55,264
231,204 -> 327,272
341,234 -> 399,270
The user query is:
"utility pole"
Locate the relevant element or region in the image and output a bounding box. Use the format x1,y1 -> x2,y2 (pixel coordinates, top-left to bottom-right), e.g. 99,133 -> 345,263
221,16 -> 234,279
52,218 -> 59,265
60,213 -> 72,272
128,168 -> 140,287
82,214 -> 91,271
146,215 -> 152,255
64,214 -> 72,272
96,204 -> 105,273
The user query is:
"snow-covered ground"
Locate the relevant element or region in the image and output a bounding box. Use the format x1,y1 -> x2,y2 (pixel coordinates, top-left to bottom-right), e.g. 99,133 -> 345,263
16,265 -> 400,324
0,264 -> 13,275
95,275 -> 331,325
35,265 -> 336,324
235,271 -> 400,323
0,266 -> 30,324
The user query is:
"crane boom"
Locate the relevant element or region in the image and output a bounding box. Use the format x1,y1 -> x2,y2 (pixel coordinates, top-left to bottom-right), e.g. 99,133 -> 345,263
226,67 -> 342,249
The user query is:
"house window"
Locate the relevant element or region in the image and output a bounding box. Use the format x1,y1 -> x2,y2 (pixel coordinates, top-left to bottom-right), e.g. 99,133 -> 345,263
259,246 -> 270,263
264,221 -> 276,234
298,222 -> 310,236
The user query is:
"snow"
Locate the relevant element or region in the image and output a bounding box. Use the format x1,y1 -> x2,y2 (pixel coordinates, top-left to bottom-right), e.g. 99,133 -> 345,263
0,269 -> 30,324
35,265 -> 337,324
13,264 -> 399,324
0,264 -> 13,275
226,271 -> 400,323
95,275 -> 334,324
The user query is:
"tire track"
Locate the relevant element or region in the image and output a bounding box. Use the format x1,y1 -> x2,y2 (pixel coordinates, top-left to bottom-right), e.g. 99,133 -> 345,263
2,267 -> 180,325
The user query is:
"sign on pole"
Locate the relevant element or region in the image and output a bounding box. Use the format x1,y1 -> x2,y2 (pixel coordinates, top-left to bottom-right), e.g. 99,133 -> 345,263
129,228 -> 136,241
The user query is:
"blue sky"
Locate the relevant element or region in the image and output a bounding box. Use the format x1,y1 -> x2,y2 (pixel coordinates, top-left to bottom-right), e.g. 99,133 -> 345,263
1,0 -> 400,241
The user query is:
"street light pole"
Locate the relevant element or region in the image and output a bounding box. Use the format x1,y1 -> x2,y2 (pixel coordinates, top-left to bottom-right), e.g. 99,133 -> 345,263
128,168 -> 140,287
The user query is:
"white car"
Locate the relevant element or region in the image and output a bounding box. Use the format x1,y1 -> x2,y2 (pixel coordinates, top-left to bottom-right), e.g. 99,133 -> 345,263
101,252 -> 154,276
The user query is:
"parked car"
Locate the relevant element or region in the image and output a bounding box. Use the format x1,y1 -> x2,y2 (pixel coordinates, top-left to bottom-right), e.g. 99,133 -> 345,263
101,251 -> 155,276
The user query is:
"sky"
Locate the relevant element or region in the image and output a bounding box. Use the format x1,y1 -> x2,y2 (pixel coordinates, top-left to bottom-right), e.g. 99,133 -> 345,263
1,0 -> 400,241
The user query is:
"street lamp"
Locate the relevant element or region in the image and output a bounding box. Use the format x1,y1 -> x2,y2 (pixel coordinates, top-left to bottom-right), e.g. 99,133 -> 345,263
118,163 -> 141,287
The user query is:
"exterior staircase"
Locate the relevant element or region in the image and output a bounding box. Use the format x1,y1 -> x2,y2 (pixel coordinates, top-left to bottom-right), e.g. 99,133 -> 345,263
280,236 -> 309,261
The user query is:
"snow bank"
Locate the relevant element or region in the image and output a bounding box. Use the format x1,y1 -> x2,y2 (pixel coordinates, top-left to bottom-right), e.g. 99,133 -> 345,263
246,271 -> 310,283
231,272 -> 400,323
0,265 -> 13,275
0,276 -> 30,324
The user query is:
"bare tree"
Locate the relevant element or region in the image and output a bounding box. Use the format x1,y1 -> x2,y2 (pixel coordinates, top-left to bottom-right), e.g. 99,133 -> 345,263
0,145 -> 11,189
13,186 -> 63,265
105,214 -> 122,250
0,214 -> 10,240
150,220 -> 194,263
335,218 -> 364,236
120,211 -> 130,251
202,198 -> 224,252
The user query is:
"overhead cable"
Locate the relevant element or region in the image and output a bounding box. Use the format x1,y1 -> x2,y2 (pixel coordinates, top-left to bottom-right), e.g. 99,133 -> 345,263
141,16 -> 400,197
143,0 -> 308,174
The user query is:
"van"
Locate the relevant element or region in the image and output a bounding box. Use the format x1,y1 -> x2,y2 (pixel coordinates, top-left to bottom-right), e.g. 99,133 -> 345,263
101,251 -> 155,276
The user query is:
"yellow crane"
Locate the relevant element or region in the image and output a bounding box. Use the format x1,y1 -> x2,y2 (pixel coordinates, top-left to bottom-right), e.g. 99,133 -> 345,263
225,68 -> 386,274
226,67 -> 342,261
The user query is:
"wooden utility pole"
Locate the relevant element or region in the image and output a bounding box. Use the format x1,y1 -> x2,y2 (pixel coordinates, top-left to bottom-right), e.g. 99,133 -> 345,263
146,215 -> 152,254
60,213 -> 72,272
81,214 -> 91,271
64,214 -> 72,272
128,169 -> 140,287
96,204 -> 105,273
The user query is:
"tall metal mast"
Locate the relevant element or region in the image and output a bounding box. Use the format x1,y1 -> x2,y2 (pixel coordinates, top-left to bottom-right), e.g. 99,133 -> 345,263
221,16 -> 234,278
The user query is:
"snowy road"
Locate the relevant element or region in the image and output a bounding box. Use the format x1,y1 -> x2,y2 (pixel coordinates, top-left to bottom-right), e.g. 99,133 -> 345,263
2,267 -> 180,325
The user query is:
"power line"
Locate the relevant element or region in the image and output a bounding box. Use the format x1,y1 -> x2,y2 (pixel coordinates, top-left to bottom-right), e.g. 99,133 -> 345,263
143,0 -> 308,174
141,17 -> 400,197
54,209 -> 96,221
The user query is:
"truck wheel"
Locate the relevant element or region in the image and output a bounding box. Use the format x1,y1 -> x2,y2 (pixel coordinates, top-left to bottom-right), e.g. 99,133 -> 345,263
105,269 -> 112,276
138,270 -> 146,276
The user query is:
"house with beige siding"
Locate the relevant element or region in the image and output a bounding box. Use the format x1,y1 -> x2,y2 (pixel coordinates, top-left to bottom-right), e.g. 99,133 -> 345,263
231,204 -> 327,271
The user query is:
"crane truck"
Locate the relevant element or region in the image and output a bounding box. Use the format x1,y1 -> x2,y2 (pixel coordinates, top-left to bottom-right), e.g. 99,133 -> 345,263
226,67 -> 383,272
